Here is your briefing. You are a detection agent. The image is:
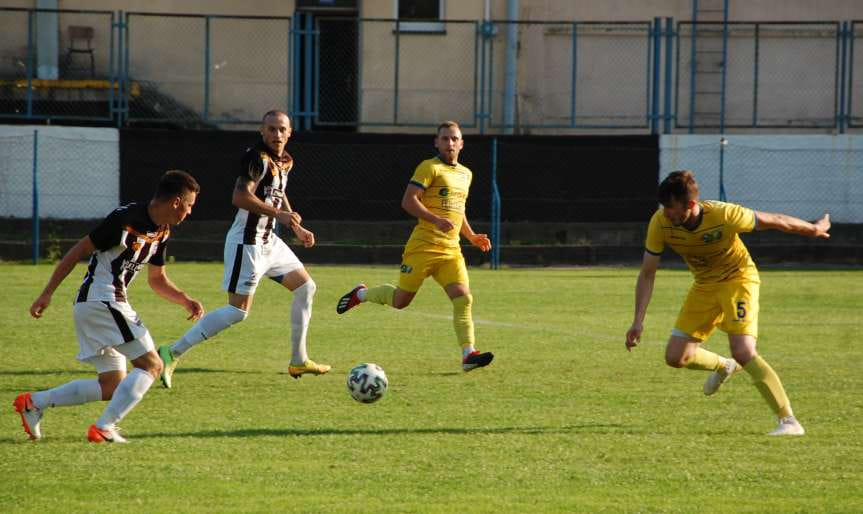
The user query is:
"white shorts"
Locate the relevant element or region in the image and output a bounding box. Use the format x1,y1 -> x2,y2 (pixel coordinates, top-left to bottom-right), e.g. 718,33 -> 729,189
73,301 -> 155,373
222,237 -> 303,295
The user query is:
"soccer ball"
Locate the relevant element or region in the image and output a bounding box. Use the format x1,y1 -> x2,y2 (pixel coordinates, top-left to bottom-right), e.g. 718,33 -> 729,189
347,363 -> 388,403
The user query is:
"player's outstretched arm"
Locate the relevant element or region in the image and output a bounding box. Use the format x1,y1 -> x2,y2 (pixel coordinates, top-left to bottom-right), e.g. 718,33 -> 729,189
460,216 -> 491,252
30,235 -> 96,318
626,251 -> 660,352
147,264 -> 204,321
755,211 -> 830,238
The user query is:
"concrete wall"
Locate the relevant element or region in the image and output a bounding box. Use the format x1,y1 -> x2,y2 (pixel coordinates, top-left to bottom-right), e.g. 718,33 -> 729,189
661,135 -> 863,223
0,125 -> 119,218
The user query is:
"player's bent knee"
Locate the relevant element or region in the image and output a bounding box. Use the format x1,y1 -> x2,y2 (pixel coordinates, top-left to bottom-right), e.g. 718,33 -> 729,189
664,353 -> 688,368
295,279 -> 316,299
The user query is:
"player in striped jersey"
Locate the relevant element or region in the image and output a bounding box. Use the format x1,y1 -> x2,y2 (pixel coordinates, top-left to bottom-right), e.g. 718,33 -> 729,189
14,170 -> 202,443
335,121 -> 494,371
625,170 -> 830,436
158,110 -> 329,388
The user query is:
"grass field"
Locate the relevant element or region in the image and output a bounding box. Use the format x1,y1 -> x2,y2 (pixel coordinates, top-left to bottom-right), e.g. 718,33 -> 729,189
1,263 -> 861,512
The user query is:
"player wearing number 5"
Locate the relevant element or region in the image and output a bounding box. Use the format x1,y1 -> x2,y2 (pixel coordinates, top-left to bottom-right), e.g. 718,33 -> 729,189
625,170 -> 830,436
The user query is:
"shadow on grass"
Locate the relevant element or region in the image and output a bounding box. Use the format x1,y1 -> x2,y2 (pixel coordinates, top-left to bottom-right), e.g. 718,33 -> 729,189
136,423 -> 625,439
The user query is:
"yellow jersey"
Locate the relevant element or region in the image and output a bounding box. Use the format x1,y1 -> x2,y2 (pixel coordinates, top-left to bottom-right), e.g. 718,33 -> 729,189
645,200 -> 759,284
404,156 -> 472,251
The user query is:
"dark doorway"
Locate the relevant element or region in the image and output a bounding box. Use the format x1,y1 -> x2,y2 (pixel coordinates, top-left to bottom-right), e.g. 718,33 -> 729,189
294,2 -> 358,132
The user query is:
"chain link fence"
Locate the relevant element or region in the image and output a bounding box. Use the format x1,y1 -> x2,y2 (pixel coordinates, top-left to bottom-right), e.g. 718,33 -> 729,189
0,127 -> 118,261
2,9 -> 862,133
677,22 -> 841,129
125,13 -> 291,128
0,7 -> 116,123
660,136 -> 863,222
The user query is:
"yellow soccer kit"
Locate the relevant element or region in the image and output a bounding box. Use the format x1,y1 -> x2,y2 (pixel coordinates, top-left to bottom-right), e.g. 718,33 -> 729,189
645,200 -> 761,339
399,156 -> 472,292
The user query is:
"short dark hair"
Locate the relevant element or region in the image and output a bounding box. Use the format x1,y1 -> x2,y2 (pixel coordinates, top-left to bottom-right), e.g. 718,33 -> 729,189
436,120 -> 461,135
658,170 -> 699,205
262,110 -> 291,124
155,170 -> 200,200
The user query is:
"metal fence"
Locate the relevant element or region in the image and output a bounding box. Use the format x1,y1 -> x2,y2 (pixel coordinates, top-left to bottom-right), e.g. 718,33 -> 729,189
1,8 -> 863,133
660,135 -> 863,222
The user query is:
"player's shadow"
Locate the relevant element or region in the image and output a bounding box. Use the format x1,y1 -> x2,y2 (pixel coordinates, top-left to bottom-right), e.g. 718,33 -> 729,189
138,423 -> 624,440
173,367 -> 261,375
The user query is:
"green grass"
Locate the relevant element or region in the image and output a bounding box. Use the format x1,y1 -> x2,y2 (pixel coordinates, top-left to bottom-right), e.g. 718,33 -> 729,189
1,263 -> 861,513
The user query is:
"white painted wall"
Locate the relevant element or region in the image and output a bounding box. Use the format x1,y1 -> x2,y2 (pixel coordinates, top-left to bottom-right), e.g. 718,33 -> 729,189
0,125 -> 119,218
661,135 -> 863,222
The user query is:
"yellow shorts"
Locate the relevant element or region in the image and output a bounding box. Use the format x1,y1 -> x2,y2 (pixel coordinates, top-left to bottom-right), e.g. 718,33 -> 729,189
674,280 -> 760,341
397,248 -> 469,293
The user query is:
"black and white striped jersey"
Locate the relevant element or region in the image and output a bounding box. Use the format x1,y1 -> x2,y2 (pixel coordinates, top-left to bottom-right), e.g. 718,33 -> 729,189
76,202 -> 169,303
225,142 -> 294,246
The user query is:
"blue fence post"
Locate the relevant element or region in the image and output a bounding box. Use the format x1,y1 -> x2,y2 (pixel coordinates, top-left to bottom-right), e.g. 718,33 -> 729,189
490,137 -> 501,269
688,0 -> 698,133
570,22 -> 578,128
849,21 -> 856,129
26,10 -> 34,119
718,137 -> 727,201
753,23 -> 760,127
393,19 -> 400,126
651,18 -> 661,134
123,11 -> 130,126
32,129 -> 39,265
719,0 -> 729,134
839,21 -> 849,134
663,17 -> 674,133
303,14 -> 313,130
203,16 -> 211,122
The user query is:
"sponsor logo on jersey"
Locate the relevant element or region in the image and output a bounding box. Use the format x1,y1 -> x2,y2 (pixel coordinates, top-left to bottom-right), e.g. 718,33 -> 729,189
439,187 -> 449,197
702,230 -> 723,243
400,264 -> 413,274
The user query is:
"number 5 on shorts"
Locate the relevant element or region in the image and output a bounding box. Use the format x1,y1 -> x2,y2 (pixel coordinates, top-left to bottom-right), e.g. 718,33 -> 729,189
736,300 -> 747,320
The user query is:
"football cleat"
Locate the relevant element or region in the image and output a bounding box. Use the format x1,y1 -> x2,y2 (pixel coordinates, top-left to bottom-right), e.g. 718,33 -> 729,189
158,344 -> 178,389
703,357 -> 741,396
87,424 -> 128,443
288,359 -> 332,379
13,392 -> 43,441
336,284 -> 367,314
767,416 -> 805,436
462,351 -> 494,372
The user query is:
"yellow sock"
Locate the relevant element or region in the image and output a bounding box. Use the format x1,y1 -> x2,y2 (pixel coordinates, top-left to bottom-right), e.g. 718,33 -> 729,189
364,284 -> 396,306
684,347 -> 724,371
452,294 -> 475,346
744,355 -> 793,418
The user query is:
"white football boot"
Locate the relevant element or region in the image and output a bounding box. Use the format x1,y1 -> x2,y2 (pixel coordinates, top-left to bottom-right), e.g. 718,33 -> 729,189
703,357 -> 741,396
767,416 -> 805,436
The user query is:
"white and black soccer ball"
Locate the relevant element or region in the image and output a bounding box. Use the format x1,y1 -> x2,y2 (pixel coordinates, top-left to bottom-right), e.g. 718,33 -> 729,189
347,363 -> 388,403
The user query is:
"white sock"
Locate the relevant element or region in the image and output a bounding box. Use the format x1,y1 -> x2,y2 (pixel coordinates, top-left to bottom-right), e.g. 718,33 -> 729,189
462,346 -> 476,359
290,280 -> 315,365
171,304 -> 247,357
357,288 -> 367,302
96,368 -> 154,428
31,379 -> 102,409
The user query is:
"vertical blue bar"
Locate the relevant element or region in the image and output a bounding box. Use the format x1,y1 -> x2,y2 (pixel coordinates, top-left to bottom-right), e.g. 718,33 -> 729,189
478,22 -> 487,134
203,16 -> 210,121
839,21 -> 849,133
313,17 -> 320,124
473,22 -> 479,128
108,12 -> 115,123
32,130 -> 39,265
304,14 -> 313,130
393,20 -> 400,125
26,11 -> 34,118
570,23 -> 577,127
688,0 -> 698,133
490,138 -> 500,269
718,0 -> 729,133
645,22 -> 652,128
718,138 -> 726,201
292,15 -> 300,118
286,17 -> 292,114
753,24 -> 759,127
651,18 -> 661,134
488,33 -> 495,129
124,12 -> 130,126
849,22 -> 856,127
663,18 -> 674,133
